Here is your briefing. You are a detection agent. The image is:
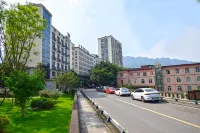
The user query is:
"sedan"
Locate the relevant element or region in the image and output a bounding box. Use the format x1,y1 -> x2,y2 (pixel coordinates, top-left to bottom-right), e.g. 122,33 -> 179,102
131,88 -> 161,102
115,88 -> 130,96
106,87 -> 115,94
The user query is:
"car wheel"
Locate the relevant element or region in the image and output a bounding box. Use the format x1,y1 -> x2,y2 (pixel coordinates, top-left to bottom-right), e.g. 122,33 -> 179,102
131,95 -> 135,100
141,96 -> 145,103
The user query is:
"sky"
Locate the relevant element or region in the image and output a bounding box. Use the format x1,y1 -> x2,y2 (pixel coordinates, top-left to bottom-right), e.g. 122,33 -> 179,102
7,0 -> 200,62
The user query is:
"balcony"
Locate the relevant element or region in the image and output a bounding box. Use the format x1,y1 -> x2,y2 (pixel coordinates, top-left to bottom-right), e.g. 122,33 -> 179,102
52,56 -> 56,60
52,66 -> 56,70
57,40 -> 61,44
57,68 -> 62,71
62,60 -> 65,64
62,43 -> 65,47
52,37 -> 56,42
52,46 -> 56,51
57,49 -> 61,53
61,51 -> 65,55
57,58 -> 61,62
64,45 -> 67,49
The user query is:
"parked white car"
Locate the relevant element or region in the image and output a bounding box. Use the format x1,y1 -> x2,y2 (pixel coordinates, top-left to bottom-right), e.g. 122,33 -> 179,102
115,88 -> 130,96
131,88 -> 161,102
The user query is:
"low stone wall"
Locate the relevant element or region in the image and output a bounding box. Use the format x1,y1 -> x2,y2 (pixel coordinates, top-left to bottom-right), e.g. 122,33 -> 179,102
160,92 -> 186,99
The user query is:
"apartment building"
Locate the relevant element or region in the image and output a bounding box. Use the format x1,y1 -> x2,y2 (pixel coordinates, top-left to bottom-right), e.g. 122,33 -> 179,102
70,44 -> 101,76
117,63 -> 200,92
98,35 -> 123,66
117,65 -> 155,89
28,4 -> 70,79
28,4 -> 52,79
50,26 -> 70,78
162,63 -> 200,92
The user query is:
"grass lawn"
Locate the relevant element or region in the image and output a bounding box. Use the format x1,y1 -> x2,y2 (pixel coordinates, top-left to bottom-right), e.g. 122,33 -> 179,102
0,95 -> 74,133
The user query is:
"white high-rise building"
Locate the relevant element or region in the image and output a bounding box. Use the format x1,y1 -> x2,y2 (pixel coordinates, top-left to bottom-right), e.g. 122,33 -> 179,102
98,35 -> 123,66
70,43 -> 101,76
28,4 -> 71,79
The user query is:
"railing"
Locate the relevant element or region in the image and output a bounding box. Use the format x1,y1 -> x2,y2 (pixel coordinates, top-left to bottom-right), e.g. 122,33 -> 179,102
62,43 -> 65,47
58,40 -> 61,44
61,52 -> 65,55
57,58 -> 61,62
160,92 -> 186,99
52,47 -> 56,51
80,90 -> 129,133
52,37 -> 56,41
52,56 -> 56,60
52,66 -> 56,70
57,49 -> 61,53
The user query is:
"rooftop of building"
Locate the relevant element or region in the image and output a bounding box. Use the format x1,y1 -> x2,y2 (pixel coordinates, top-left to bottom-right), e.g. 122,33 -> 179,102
98,35 -> 122,44
32,3 -> 52,17
162,63 -> 200,68
52,25 -> 70,39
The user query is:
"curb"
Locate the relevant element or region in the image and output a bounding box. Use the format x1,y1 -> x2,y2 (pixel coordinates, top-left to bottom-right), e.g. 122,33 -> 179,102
80,90 -> 129,133
69,92 -> 80,133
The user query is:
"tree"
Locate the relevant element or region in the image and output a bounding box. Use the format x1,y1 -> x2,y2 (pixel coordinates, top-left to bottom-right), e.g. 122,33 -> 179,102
0,2 -> 46,73
56,71 -> 80,94
4,69 -> 45,117
89,61 -> 122,86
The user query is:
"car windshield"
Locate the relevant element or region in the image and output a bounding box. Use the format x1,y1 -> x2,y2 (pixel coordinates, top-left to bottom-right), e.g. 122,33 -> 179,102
121,88 -> 128,91
143,88 -> 155,92
109,87 -> 115,90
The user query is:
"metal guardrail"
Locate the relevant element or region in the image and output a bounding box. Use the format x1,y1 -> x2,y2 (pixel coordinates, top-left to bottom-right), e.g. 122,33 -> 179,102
80,90 -> 129,133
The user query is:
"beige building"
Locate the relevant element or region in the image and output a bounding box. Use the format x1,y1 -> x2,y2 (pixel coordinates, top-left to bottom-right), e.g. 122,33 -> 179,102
98,35 -> 123,66
50,26 -> 71,78
28,4 -> 71,79
70,44 -> 101,76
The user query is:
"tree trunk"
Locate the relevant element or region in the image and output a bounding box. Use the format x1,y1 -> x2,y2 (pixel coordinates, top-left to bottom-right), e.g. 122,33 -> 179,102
21,103 -> 25,117
0,97 -> 5,106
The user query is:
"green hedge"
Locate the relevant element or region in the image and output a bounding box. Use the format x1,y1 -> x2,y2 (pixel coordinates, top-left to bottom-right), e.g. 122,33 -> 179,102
39,90 -> 63,99
121,84 -> 135,90
0,115 -> 9,133
31,98 -> 57,110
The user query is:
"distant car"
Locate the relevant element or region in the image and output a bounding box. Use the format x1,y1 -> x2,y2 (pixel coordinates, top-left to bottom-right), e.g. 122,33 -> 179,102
115,88 -> 130,96
131,88 -> 161,102
102,86 -> 108,93
106,87 -> 115,94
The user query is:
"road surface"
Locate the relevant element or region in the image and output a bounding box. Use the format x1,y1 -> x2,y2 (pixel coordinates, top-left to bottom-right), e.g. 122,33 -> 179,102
83,89 -> 200,133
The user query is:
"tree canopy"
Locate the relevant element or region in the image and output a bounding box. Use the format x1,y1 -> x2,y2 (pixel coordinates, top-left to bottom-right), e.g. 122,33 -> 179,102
89,61 -> 122,86
0,1 -> 46,73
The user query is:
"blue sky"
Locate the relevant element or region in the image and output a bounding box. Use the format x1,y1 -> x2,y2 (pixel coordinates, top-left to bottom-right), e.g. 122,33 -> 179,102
9,0 -> 200,61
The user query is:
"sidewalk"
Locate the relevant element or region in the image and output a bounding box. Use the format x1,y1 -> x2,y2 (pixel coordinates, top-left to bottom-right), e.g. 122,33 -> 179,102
77,91 -> 111,133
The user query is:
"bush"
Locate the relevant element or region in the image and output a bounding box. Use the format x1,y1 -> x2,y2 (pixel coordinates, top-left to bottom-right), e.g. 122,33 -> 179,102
121,84 -> 135,90
39,90 -> 63,99
0,116 -> 9,133
31,98 -> 57,110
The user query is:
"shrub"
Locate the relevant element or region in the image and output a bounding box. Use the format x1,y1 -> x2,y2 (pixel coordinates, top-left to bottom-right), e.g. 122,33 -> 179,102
39,90 -> 63,99
0,116 -> 9,133
31,98 -> 57,110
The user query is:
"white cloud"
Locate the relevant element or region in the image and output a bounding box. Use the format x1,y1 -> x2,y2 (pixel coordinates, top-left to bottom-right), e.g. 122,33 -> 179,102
141,27 -> 200,62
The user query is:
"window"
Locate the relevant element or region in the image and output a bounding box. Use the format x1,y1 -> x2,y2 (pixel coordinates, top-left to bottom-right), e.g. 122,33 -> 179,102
121,80 -> 123,85
119,73 -> 123,77
128,79 -> 131,84
53,62 -> 55,67
143,72 -> 147,76
187,86 -> 192,91
150,71 -> 153,75
178,86 -> 182,91
57,54 -> 59,58
57,63 -> 60,68
52,52 -> 55,56
141,79 -> 145,84
166,70 -> 170,74
149,78 -> 153,83
167,78 -> 170,82
135,79 -> 137,84
198,86 -> 200,90
137,72 -> 140,76
177,77 -> 181,82
185,68 -> 190,73
168,86 -> 171,91
52,72 -> 55,77
61,65 -> 64,69
186,77 -> 190,82
130,72 -> 133,76
196,67 -> 200,72
197,76 -> 200,81
175,69 -> 179,74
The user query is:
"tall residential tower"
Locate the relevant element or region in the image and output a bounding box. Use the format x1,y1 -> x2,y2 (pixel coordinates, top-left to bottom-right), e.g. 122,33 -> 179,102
98,35 -> 123,66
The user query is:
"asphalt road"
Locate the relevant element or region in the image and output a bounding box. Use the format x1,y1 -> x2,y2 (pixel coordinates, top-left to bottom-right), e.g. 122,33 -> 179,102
83,89 -> 200,133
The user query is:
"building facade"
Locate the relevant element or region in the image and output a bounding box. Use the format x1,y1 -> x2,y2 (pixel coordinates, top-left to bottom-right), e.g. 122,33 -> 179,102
28,4 -> 70,79
50,26 -> 70,79
117,65 -> 155,89
117,63 -> 200,92
98,35 -> 123,66
70,44 -> 101,76
28,4 -> 52,79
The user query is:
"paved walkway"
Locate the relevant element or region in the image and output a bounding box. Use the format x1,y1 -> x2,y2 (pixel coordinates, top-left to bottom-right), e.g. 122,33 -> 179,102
78,91 -> 111,133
